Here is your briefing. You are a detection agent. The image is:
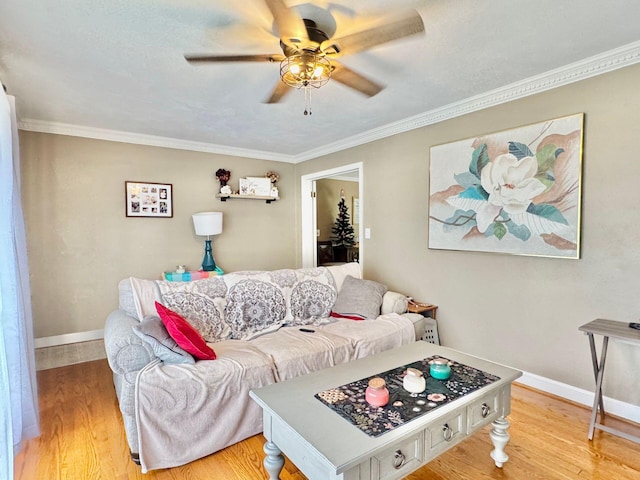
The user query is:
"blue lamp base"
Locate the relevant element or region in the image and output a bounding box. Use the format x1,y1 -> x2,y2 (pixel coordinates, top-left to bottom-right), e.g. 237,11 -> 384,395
201,239 -> 217,271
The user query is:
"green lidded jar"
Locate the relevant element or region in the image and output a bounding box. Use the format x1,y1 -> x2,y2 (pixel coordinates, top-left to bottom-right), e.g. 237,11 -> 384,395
429,358 -> 452,380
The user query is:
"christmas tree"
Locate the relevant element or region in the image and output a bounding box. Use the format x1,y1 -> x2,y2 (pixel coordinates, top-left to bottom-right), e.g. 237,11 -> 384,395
331,197 -> 355,247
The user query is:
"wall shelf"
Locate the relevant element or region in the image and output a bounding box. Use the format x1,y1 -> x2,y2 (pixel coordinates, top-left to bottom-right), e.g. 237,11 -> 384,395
216,193 -> 278,204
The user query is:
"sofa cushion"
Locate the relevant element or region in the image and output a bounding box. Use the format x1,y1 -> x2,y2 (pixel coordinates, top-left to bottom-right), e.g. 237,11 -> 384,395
225,279 -> 287,340
156,276 -> 230,343
133,315 -> 195,365
288,279 -> 337,326
325,262 -> 362,291
331,275 -> 387,319
251,327 -> 355,382
127,277 -> 162,321
224,267 -> 336,327
318,314 -> 416,359
155,302 -> 216,360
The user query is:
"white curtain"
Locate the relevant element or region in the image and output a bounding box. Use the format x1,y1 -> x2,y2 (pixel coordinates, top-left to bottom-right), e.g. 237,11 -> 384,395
0,88 -> 40,477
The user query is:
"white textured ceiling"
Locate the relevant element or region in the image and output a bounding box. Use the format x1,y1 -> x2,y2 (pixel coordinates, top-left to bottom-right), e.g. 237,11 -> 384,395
1,0 -> 639,161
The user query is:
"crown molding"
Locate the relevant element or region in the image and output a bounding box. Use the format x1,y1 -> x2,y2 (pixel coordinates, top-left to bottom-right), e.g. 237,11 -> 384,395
294,41 -> 640,162
18,41 -> 640,164
17,119 -> 297,163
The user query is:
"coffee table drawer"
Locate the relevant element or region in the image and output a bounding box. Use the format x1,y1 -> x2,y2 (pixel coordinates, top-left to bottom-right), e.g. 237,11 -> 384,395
467,390 -> 501,433
427,408 -> 465,456
371,432 -> 424,480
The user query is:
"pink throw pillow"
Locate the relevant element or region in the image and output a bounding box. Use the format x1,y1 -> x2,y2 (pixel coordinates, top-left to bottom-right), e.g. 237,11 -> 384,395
155,302 -> 216,360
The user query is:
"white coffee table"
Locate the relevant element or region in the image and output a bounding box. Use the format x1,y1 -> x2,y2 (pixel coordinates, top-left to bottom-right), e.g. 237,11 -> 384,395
249,341 -> 522,480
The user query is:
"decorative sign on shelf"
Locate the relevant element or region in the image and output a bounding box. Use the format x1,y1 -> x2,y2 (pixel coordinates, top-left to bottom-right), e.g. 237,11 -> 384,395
239,177 -> 272,196
215,168 -> 279,198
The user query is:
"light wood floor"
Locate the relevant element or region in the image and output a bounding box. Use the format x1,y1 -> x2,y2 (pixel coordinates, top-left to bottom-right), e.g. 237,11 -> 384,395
14,359 -> 640,480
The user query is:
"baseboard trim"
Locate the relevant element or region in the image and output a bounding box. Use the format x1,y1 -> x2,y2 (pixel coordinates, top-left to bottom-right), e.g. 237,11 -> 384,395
35,329 -> 104,349
517,371 -> 640,425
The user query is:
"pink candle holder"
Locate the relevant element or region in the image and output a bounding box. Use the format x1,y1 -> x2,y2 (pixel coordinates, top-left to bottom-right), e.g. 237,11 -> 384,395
365,377 -> 389,407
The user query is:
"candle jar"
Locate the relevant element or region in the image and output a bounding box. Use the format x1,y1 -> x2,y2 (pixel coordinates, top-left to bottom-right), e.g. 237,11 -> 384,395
176,265 -> 186,274
403,367 -> 426,394
365,377 -> 389,407
429,358 -> 452,380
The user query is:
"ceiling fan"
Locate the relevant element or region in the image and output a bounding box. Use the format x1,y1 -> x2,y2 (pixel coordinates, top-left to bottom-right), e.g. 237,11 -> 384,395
184,0 -> 425,113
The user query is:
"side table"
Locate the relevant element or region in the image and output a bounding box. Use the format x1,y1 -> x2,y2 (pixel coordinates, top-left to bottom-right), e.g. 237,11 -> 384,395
407,301 -> 439,345
579,318 -> 640,443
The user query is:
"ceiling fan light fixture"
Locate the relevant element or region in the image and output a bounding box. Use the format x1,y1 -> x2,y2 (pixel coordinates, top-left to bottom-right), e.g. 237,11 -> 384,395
289,63 -> 301,75
312,65 -> 325,78
280,53 -> 331,89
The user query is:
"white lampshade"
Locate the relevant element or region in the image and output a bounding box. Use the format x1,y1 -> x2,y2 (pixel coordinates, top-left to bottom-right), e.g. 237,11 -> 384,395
192,212 -> 223,236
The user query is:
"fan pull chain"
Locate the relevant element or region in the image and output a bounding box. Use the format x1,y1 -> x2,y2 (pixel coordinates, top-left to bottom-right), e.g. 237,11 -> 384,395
303,87 -> 312,116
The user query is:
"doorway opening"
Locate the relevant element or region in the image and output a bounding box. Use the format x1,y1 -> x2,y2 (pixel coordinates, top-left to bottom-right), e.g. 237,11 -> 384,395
300,162 -> 363,268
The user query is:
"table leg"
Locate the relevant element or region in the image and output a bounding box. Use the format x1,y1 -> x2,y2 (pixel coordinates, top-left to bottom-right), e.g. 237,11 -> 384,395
489,416 -> 510,468
263,441 -> 285,480
587,333 -> 606,417
588,335 -> 609,440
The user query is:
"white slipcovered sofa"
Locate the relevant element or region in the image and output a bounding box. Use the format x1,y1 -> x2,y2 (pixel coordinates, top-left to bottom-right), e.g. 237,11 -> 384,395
103,263 -> 425,472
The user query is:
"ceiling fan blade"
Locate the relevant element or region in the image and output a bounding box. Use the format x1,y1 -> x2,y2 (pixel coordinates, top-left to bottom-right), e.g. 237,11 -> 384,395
263,0 -> 309,45
185,54 -> 284,63
330,62 -> 384,97
322,10 -> 424,57
264,80 -> 292,104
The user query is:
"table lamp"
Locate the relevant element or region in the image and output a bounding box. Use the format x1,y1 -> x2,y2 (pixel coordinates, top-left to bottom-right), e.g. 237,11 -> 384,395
192,212 -> 223,271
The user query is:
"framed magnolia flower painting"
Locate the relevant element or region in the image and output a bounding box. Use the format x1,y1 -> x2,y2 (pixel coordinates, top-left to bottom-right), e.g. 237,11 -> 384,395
428,113 -> 584,259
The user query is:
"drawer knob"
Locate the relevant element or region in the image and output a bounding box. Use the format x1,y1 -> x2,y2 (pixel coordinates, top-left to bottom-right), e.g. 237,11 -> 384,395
481,403 -> 491,418
393,450 -> 406,469
442,423 -> 454,442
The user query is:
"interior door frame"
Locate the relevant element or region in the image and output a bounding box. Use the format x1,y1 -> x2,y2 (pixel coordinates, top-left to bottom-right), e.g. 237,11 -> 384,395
301,162 -> 363,268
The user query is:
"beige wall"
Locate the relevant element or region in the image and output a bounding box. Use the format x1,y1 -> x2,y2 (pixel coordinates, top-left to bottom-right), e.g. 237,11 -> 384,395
19,63 -> 640,406
20,132 -> 296,338
295,64 -> 640,405
316,178 -> 359,242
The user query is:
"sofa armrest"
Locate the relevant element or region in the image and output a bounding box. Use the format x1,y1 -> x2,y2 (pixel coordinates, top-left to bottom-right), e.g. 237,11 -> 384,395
104,309 -> 156,378
401,313 -> 426,341
381,291 -> 409,315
